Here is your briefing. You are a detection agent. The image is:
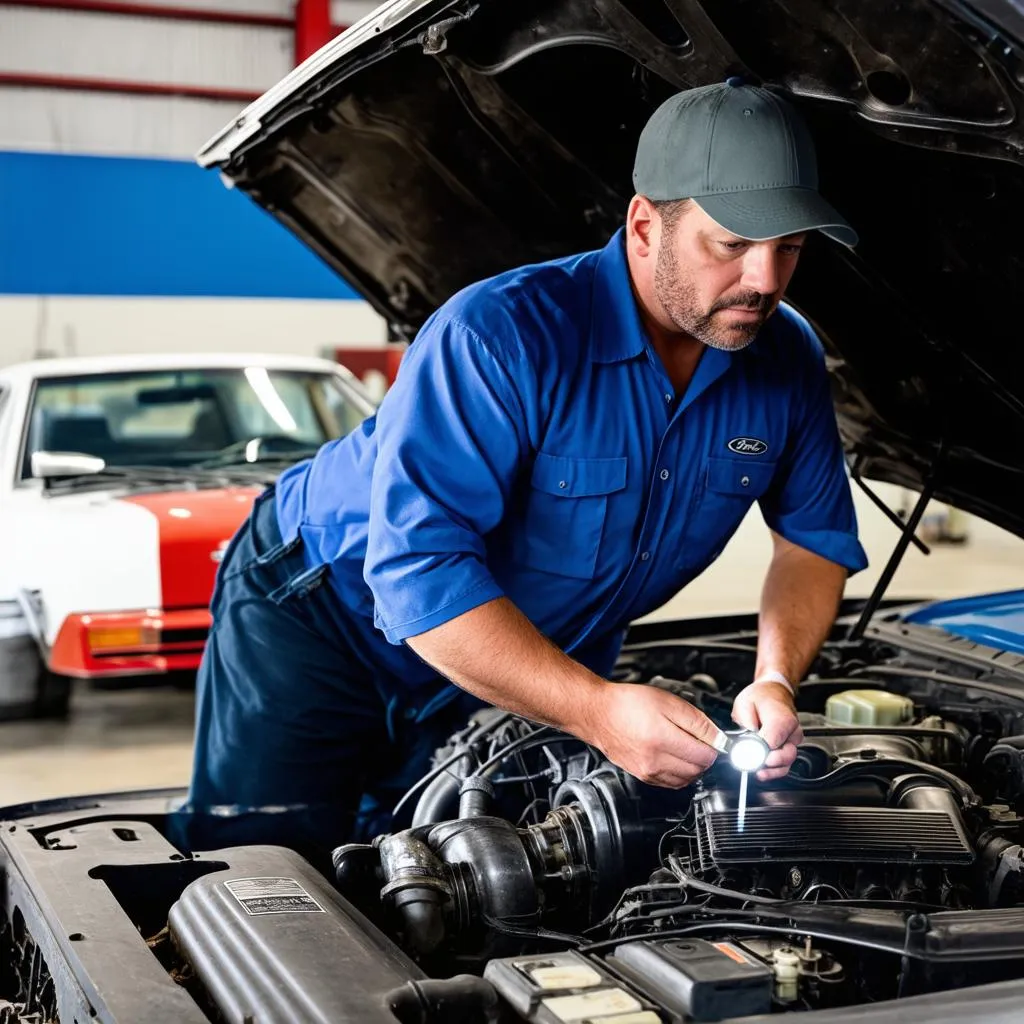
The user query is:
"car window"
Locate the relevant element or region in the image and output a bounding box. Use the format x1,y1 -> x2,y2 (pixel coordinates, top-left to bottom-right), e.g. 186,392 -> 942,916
21,367 -> 372,476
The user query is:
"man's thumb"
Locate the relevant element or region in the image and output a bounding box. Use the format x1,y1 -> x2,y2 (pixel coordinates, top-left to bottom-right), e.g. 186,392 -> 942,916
665,697 -> 721,748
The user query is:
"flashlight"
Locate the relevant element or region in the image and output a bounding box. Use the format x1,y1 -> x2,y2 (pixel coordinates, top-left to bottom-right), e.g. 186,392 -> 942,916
712,729 -> 771,773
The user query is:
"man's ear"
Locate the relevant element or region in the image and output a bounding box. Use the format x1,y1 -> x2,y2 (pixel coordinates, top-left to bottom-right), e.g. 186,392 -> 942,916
627,195 -> 657,258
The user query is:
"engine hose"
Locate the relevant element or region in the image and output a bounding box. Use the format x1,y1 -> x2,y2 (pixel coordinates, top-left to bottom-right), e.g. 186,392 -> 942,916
458,777 -> 495,818
410,729 -> 567,825
849,665 -> 1024,707
580,921 -> 909,958
412,754 -> 475,827
800,725 -> 967,756
785,756 -> 977,806
666,856 -> 781,905
466,732 -> 588,782
393,713 -> 514,823
387,976 -> 502,1024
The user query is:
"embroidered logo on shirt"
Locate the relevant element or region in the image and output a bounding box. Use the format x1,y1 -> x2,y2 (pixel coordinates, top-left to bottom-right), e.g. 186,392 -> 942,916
727,437 -> 768,456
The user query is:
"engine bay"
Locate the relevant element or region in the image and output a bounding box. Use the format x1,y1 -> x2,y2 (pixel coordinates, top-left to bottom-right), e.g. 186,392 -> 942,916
323,628 -> 1024,1019
7,613 -> 1024,1022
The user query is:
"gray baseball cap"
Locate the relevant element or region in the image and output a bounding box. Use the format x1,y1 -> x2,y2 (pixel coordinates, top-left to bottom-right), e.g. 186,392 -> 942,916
633,80 -> 858,247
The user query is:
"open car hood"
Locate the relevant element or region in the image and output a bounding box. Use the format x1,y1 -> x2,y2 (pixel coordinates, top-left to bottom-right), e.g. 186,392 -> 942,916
198,0 -> 1024,537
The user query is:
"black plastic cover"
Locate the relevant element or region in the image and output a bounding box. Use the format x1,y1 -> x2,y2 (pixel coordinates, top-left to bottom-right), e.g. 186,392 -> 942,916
169,845 -> 423,1024
609,938 -> 773,1022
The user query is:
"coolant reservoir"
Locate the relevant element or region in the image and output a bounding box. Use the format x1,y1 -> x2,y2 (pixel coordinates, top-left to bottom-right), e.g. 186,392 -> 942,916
825,689 -> 913,726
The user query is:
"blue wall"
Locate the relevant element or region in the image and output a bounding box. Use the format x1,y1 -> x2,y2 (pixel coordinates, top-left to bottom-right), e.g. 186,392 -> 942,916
0,150 -> 358,299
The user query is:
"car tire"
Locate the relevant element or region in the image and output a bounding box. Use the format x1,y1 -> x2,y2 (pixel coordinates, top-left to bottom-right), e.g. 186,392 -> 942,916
0,636 -> 71,721
35,669 -> 72,720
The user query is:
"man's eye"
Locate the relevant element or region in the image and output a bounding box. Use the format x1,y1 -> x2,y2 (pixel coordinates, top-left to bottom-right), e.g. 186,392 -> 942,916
779,245 -> 803,256
721,241 -> 747,252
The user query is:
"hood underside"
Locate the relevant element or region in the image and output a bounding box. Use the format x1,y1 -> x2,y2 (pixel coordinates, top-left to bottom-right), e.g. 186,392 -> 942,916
199,0 -> 1024,536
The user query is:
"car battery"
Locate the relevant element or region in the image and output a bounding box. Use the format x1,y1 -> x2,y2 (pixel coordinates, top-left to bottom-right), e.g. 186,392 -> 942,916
484,949 -> 661,1023
606,938 -> 773,1022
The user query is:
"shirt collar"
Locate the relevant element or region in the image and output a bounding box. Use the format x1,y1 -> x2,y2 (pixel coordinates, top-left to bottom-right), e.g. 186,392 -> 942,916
590,228 -> 648,364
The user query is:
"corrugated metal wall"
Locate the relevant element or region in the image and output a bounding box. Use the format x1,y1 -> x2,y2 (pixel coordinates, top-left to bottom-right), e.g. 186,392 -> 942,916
0,7 -> 293,94
0,0 -> 385,365
0,87 -> 242,158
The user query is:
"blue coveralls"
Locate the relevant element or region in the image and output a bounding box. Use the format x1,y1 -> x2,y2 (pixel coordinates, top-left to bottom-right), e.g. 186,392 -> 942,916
172,229 -> 867,863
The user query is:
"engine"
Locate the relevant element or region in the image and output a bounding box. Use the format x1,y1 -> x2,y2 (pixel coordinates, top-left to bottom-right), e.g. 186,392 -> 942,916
327,669 -> 1024,1018
140,635 -> 1024,1023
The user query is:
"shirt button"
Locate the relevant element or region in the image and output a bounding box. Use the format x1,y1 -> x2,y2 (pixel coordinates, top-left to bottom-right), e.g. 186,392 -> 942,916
660,469 -> 670,481
664,393 -> 672,403
640,551 -> 651,561
741,475 -> 750,487
558,480 -> 567,489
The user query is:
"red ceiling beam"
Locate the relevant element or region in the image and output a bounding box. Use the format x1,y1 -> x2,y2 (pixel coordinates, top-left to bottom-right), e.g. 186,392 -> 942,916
2,0 -> 294,28
294,0 -> 333,64
0,71 -> 261,103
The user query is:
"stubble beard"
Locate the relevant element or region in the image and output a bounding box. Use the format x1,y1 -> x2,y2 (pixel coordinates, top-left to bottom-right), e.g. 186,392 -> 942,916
654,237 -> 773,352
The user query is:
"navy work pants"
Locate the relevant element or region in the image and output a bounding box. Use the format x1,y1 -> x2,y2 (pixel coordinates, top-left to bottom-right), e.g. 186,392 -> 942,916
168,487 -> 481,868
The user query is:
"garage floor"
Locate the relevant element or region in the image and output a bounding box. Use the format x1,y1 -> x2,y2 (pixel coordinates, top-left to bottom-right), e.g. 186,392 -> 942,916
2,483 -> 1021,807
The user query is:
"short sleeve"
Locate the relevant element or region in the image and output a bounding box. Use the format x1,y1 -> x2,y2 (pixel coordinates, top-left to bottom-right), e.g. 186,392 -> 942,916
758,321 -> 868,575
364,315 -> 532,642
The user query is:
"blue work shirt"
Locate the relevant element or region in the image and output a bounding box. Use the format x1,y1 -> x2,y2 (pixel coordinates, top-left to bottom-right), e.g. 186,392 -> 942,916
275,228 -> 868,706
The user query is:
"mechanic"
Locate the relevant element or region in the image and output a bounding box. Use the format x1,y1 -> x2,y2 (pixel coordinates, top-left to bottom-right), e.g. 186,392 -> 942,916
172,80 -> 868,864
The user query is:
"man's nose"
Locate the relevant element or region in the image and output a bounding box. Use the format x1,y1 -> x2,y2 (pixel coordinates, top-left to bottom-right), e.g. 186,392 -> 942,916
740,246 -> 780,297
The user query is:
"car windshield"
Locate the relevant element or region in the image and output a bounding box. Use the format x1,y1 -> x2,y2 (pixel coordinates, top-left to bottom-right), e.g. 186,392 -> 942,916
21,366 -> 374,477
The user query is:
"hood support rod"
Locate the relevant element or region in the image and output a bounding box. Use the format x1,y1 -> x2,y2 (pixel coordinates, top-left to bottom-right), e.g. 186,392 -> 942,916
851,468 -> 930,556
849,446 -> 946,642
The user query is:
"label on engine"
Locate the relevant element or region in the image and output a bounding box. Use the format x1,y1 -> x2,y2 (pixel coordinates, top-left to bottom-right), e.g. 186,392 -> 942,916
712,941 -> 751,964
224,877 -> 326,916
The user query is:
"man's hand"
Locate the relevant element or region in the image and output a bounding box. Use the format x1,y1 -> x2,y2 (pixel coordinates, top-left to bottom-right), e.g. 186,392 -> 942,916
581,683 -> 721,787
405,598 -> 717,789
731,680 -> 804,782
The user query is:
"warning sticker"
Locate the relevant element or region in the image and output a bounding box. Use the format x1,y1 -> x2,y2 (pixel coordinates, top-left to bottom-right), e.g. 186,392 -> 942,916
712,941 -> 750,965
225,877 -> 326,916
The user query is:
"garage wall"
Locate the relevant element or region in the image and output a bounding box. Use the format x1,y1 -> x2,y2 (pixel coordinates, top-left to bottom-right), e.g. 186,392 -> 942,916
0,0 -> 386,368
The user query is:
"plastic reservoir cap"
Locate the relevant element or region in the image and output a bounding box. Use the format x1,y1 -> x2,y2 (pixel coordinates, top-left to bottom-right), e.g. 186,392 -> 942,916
824,689 -> 914,726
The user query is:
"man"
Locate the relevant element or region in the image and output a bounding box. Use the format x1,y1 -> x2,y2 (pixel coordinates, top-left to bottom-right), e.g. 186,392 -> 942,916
173,80 -> 867,862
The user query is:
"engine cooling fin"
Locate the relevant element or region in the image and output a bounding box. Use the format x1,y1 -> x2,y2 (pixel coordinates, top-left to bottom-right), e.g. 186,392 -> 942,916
699,806 -> 974,865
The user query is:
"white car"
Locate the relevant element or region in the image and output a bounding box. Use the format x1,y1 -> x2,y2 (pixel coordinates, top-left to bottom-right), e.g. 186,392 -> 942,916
0,352 -> 376,718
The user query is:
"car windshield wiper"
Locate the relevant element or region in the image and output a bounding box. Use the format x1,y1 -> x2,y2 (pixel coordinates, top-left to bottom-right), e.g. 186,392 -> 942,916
195,435 -> 322,469
43,463 -> 274,492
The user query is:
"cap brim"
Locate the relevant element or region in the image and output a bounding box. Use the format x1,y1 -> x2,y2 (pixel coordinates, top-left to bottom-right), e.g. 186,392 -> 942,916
694,187 -> 858,247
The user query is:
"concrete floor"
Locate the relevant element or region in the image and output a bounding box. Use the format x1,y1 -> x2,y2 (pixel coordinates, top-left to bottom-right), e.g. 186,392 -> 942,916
2,483 -> 1021,808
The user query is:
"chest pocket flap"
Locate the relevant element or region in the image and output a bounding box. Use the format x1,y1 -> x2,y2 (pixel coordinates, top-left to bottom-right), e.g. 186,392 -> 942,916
706,456 -> 776,498
531,453 -> 628,497
519,453 -> 628,580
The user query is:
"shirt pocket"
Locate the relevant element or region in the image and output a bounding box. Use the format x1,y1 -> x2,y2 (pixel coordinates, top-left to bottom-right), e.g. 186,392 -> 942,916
676,456 -> 776,573
516,453 -> 628,580
706,456 -> 776,498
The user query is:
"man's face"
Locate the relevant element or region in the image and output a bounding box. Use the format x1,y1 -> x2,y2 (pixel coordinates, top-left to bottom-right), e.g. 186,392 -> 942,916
653,203 -> 805,351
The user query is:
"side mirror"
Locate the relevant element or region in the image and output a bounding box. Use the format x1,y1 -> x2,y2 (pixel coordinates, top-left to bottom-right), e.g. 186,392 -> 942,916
31,450 -> 106,480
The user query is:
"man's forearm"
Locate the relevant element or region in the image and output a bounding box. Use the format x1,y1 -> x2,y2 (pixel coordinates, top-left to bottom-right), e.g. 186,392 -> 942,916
755,532 -> 847,688
404,596 -> 607,739
406,596 -> 727,789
